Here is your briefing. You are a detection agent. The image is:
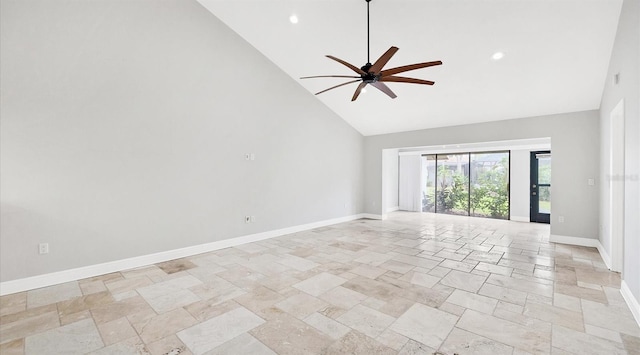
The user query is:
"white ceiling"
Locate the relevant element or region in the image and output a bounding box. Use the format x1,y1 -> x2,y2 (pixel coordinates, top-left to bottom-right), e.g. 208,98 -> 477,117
197,0 -> 622,136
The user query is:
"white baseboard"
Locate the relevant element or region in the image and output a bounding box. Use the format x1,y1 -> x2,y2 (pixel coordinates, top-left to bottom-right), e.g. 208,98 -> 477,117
0,214 -> 367,296
386,206 -> 400,213
510,216 -> 529,222
621,280 -> 640,328
549,234 -> 599,247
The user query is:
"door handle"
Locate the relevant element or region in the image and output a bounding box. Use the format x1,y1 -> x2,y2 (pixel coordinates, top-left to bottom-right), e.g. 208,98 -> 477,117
532,184 -> 537,188
532,192 -> 537,195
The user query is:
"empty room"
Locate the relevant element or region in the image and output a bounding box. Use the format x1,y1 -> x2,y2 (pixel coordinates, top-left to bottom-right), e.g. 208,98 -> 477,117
1,0 -> 639,354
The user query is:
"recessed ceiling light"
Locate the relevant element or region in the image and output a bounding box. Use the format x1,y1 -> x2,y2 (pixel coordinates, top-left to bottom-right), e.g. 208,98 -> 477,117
289,15 -> 298,24
492,52 -> 505,60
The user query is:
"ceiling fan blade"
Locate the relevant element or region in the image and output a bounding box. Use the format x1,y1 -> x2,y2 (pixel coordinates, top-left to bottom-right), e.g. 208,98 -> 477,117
370,81 -> 397,99
380,76 -> 435,85
300,75 -> 361,79
326,55 -> 367,75
314,79 -> 361,95
351,82 -> 368,101
379,60 -> 442,77
369,46 -> 399,74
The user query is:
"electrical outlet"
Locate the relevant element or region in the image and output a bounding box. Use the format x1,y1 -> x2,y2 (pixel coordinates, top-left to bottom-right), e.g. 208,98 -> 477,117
250,153 -> 255,161
250,215 -> 256,222
558,216 -> 565,223
39,243 -> 49,254
245,216 -> 251,223
245,154 -> 251,161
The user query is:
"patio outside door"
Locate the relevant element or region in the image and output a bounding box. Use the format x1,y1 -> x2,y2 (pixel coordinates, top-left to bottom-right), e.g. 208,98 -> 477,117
530,151 -> 551,223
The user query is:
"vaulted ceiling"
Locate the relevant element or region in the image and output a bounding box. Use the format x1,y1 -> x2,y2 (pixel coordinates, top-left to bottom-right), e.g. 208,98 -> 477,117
197,0 -> 622,136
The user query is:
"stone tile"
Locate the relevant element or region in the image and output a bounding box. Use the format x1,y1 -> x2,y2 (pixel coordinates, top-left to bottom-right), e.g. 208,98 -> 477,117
439,327 -> 514,355
523,301 -> 584,331
0,307 -> 59,343
79,280 -> 108,295
131,307 -> 197,344
61,310 -> 93,327
90,295 -> 154,324
397,339 -> 436,355
0,293 -> 26,317
581,299 -> 640,337
336,304 -> 395,338
89,336 -> 150,355
177,307 -> 264,354
621,333 -> 640,354
552,324 -> 626,355
206,333 -> 275,354
324,330 -> 396,355
303,312 -> 351,340
233,286 -> 284,315
439,270 -> 487,293
552,292 -> 582,312
274,292 -> 327,319
156,258 -> 197,275
0,338 -> 24,355
24,319 -> 103,354
457,309 -> 551,353
479,283 -> 527,305
96,317 -> 138,346
354,251 -> 395,266
120,266 -> 167,280
184,297 -> 241,322
446,289 -> 498,314
377,328 -> 409,351
390,302 -> 458,349
137,275 -> 202,299
250,311 -> 333,354
104,276 -> 153,295
145,335 -> 190,355
408,271 -> 440,288
292,272 -> 347,297
584,324 -> 622,343
275,255 -> 319,271
319,286 -> 368,309
474,261 -> 513,276
26,282 -> 82,308
144,288 -> 201,314
487,274 -> 553,297
57,291 -> 114,318
437,301 -> 467,316
349,264 -> 387,279
379,260 -> 414,274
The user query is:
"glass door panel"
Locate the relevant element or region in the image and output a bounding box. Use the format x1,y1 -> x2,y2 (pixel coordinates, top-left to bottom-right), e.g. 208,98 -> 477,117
436,154 -> 470,215
470,152 -> 510,219
421,155 -> 436,212
530,151 -> 551,223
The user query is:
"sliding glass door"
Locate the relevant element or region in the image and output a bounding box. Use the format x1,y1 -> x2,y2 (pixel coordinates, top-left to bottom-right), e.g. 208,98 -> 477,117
436,154 -> 470,215
422,151 -> 510,220
421,155 -> 436,212
470,152 -> 510,219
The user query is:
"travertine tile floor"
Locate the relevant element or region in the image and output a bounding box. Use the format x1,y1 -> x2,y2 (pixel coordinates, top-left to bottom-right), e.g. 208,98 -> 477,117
1,212 -> 639,354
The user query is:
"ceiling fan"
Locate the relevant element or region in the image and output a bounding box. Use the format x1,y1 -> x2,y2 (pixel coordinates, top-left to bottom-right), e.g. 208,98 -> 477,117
301,0 -> 442,102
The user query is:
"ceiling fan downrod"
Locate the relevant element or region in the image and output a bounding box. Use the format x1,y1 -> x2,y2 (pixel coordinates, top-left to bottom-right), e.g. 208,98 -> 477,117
366,0 -> 371,66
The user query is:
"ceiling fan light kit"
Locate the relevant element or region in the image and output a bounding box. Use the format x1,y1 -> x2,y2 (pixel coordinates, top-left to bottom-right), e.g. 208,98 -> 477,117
301,0 -> 442,101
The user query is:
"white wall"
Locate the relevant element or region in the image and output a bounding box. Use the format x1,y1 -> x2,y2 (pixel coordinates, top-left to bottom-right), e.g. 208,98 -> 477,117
0,0 -> 364,282
364,111 -> 600,240
599,0 -> 639,306
510,150 -> 532,221
382,149 -> 399,212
